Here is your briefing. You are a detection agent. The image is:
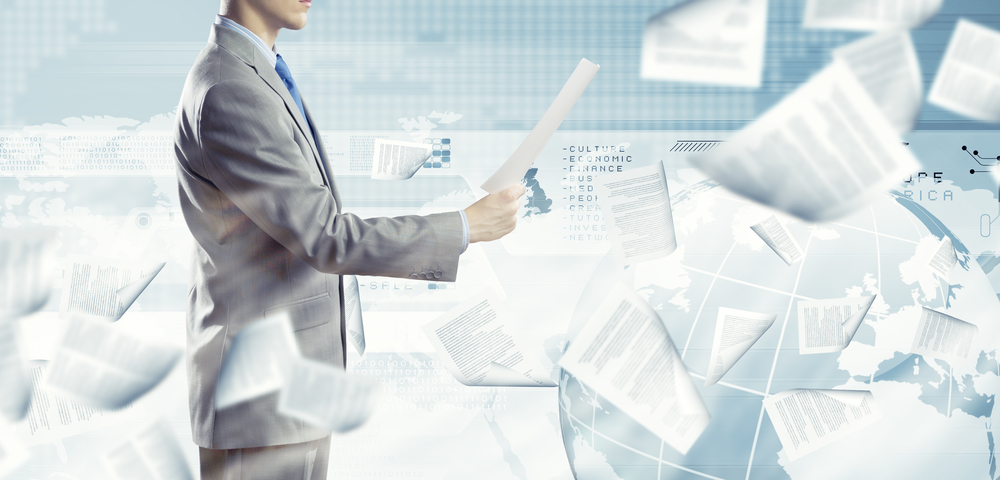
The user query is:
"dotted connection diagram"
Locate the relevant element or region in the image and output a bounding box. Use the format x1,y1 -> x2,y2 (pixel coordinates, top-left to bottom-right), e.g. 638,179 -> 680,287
963,146 -> 999,237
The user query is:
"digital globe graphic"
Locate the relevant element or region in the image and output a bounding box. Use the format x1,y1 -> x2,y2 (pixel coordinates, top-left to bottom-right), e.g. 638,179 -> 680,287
558,180 -> 1000,480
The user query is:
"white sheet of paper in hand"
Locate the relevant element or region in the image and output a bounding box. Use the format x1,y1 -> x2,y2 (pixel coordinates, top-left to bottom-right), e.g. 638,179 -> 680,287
60,255 -> 166,322
764,389 -> 881,462
750,215 -> 803,266
277,357 -> 379,434
103,420 -> 194,480
44,316 -> 181,409
926,236 -> 957,280
0,321 -> 31,421
641,0 -> 767,87
689,60 -> 920,222
480,59 -> 600,194
803,0 -> 942,31
704,307 -> 776,387
423,287 -> 555,387
344,275 -> 366,355
0,228 -> 57,320
559,283 -> 710,455
595,161 -> 678,267
910,307 -> 979,366
833,31 -> 923,134
928,19 -> 1000,123
215,313 -> 300,409
797,295 -> 876,354
370,139 -> 433,180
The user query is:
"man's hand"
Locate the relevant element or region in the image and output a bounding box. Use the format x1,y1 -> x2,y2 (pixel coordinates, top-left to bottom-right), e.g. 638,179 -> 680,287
464,184 -> 527,243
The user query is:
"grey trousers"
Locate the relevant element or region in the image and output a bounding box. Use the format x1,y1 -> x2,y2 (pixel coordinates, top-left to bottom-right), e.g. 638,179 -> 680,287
199,436 -> 331,480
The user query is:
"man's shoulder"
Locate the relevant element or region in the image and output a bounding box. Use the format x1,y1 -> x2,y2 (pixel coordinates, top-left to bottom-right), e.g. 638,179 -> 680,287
185,43 -> 261,95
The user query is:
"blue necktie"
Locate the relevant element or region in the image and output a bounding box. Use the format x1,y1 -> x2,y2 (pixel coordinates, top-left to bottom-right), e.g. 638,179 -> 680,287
274,54 -> 310,131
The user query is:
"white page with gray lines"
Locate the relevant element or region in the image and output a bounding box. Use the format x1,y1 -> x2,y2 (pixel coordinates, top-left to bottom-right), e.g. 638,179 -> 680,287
595,160 -> 677,266
559,282 -> 710,455
764,389 -> 881,462
797,295 -> 876,354
423,287 -> 555,387
59,254 -> 165,322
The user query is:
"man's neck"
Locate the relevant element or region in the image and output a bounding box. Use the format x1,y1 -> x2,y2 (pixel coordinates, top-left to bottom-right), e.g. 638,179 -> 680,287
218,7 -> 279,49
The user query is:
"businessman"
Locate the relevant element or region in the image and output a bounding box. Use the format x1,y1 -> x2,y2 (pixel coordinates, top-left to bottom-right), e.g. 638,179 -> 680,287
172,0 -> 525,478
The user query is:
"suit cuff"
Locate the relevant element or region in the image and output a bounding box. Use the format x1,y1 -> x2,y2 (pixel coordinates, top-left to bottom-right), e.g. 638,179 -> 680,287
458,210 -> 470,254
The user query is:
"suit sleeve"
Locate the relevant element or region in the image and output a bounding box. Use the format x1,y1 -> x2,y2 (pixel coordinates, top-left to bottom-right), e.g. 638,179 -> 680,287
196,79 -> 463,281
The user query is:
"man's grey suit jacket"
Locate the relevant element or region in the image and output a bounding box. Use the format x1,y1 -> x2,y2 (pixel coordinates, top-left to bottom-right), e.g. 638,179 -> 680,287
173,25 -> 463,449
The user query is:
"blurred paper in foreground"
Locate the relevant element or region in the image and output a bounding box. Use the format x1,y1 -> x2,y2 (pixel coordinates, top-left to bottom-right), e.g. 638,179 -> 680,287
0,321 -> 31,421
641,0 -> 767,88
689,61 -> 919,221
928,19 -> 1000,123
803,0 -> 941,31
104,420 -> 193,480
0,228 -> 57,320
833,31 -> 923,134
215,313 -> 299,409
278,357 -> 379,434
559,283 -> 710,455
45,316 -> 181,409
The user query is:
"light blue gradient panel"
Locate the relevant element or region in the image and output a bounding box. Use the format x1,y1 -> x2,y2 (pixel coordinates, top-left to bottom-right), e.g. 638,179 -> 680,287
3,0 -> 999,129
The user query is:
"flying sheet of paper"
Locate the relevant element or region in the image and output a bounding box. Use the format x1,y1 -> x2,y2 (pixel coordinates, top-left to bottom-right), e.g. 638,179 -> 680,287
215,313 -> 300,409
704,307 -> 776,387
764,389 -> 881,462
927,236 -> 958,280
60,255 -> 166,322
928,19 -> 1000,123
480,59 -> 600,194
910,307 -> 978,365
641,0 -> 767,87
559,283 -> 710,455
45,316 -> 181,410
19,363 -> 147,447
803,0 -> 942,31
277,357 -> 379,434
750,215 -> 803,266
596,160 -> 677,266
689,61 -> 920,222
833,31 -> 923,134
423,287 -> 555,387
798,295 -> 876,354
344,275 -> 366,355
370,139 -> 433,180
103,420 -> 193,480
0,428 -> 29,478
0,228 -> 57,320
0,321 -> 31,421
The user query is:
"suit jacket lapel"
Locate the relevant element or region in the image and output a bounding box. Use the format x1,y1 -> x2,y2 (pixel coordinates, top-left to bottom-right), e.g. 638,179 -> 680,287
209,26 -> 334,198
303,102 -> 342,213
252,53 -> 331,188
